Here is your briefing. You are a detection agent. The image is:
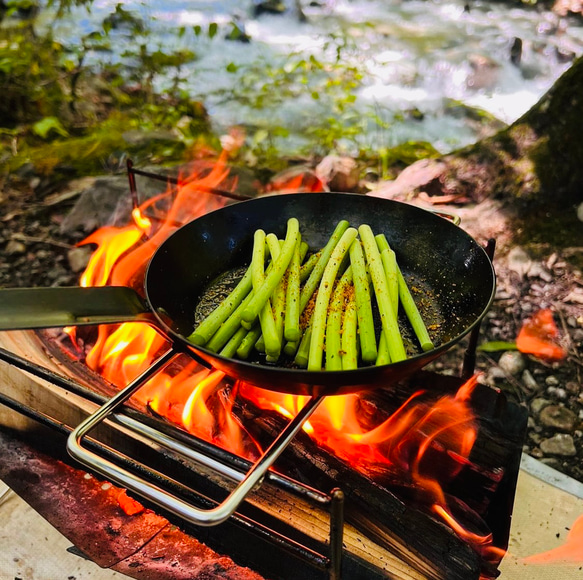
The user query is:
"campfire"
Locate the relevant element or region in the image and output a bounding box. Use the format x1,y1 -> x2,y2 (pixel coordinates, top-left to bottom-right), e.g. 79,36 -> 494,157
0,154 -> 527,580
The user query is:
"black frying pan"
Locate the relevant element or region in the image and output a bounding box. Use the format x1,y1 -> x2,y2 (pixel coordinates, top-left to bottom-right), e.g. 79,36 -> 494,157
0,193 -> 495,396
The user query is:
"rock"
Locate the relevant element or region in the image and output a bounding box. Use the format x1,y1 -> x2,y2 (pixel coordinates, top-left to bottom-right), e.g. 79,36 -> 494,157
506,247 -> 532,278
466,54 -> 501,90
510,37 -> 522,66
498,351 -> 526,376
486,366 -> 506,383
529,432 -> 542,444
546,386 -> 567,400
539,433 -> 577,456
530,397 -> 552,416
315,155 -> 360,192
252,0 -> 286,16
60,167 -> 178,234
522,369 -> 539,392
5,240 -> 26,255
539,405 -> 577,431
527,262 -> 553,282
59,175 -> 130,233
67,246 -> 94,273
545,375 -> 560,387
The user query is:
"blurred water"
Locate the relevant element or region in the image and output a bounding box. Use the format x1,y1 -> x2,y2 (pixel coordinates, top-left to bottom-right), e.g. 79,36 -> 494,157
54,0 -> 583,154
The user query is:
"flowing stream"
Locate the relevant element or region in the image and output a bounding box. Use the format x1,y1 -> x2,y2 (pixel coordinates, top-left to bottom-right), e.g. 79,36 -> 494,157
57,0 -> 583,155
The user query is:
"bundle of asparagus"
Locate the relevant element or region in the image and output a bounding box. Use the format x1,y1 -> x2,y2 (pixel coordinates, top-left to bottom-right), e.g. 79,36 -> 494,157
187,218 -> 434,371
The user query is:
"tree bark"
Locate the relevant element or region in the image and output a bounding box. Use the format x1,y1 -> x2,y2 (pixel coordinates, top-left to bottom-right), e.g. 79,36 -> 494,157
372,56 -> 583,209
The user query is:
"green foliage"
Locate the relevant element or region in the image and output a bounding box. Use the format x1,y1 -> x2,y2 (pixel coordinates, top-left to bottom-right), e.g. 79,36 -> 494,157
0,2 -> 216,176
32,117 -> 69,139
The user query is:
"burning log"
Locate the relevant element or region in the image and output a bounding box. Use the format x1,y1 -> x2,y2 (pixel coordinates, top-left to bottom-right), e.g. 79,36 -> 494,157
235,406 -> 479,579
234,372 -> 525,580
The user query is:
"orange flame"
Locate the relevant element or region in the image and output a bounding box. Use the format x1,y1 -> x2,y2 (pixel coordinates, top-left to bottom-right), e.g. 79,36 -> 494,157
524,513 -> 583,564
516,309 -> 567,361
71,154 -> 502,562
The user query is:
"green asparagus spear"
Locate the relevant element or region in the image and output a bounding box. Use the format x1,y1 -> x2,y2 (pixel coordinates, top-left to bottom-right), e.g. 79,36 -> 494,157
220,325 -> 248,358
376,234 -> 433,352
376,330 -> 391,366
307,227 -> 358,371
325,266 -> 353,371
251,229 -> 280,359
206,290 -> 255,352
397,269 -> 434,352
284,237 -> 302,342
241,218 -> 300,324
300,220 -> 350,312
236,324 -> 262,359
265,235 -> 286,339
358,224 -> 406,363
299,251 -> 320,283
349,239 -> 377,363
341,286 -> 358,370
294,324 -> 313,368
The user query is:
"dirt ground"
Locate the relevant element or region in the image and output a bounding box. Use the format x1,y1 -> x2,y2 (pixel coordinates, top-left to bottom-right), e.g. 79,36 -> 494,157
1,170 -> 582,482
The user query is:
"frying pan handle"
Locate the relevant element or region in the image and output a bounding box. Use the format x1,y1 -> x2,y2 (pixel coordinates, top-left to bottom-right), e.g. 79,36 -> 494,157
0,286 -> 156,330
67,350 -> 324,526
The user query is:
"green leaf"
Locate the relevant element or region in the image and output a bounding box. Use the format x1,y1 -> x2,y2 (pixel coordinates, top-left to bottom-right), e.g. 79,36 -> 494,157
477,341 -> 518,353
226,62 -> 238,73
208,22 -> 218,39
32,117 -> 69,139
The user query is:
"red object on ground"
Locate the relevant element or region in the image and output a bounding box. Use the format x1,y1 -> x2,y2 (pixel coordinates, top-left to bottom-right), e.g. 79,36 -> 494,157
118,489 -> 146,516
516,309 -> 567,361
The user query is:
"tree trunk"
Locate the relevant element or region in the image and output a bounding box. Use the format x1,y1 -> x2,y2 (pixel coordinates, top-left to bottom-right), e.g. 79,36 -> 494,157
372,56 -> 583,209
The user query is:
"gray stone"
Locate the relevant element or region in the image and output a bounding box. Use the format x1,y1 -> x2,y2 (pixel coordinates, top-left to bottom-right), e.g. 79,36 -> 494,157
529,432 -> 542,444
539,405 -> 577,431
527,261 -> 552,282
530,397 -> 552,416
67,246 -> 94,274
315,155 -> 360,192
546,387 -> 567,400
539,433 -> 577,456
545,375 -> 560,387
5,240 -> 26,255
522,369 -> 539,392
487,366 -> 506,383
506,247 -> 532,278
498,351 -> 526,376
60,167 -> 179,234
566,381 -> 579,394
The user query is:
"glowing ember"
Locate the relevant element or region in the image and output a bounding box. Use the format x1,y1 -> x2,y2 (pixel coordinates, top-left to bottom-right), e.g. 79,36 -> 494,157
70,153 -> 503,562
117,489 -> 145,516
516,309 -> 567,361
